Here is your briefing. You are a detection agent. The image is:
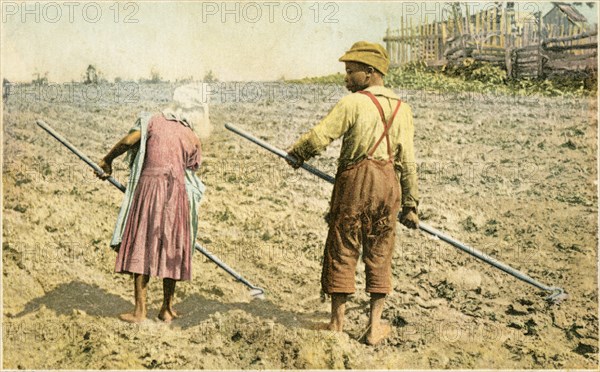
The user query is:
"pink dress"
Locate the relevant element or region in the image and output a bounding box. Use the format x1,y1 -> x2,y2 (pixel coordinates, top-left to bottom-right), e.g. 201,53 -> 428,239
115,114 -> 201,280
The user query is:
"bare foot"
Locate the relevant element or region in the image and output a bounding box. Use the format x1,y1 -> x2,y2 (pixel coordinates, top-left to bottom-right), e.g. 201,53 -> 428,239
311,322 -> 342,332
366,321 -> 392,346
158,308 -> 180,323
118,312 -> 146,323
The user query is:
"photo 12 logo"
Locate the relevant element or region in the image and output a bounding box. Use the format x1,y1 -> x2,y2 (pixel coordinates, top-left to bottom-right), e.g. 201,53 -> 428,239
8,82 -> 140,105
2,2 -> 140,23
201,2 -> 339,23
395,2 -> 541,24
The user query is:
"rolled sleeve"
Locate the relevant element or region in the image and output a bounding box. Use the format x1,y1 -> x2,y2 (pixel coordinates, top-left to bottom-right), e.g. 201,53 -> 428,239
291,98 -> 355,161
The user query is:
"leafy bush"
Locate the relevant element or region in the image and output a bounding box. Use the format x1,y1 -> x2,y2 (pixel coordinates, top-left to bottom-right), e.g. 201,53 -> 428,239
443,59 -> 506,84
470,63 -> 507,84
287,60 -> 594,98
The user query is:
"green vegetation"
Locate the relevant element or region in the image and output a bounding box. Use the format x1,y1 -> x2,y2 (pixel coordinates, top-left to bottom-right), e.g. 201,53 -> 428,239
289,60 -> 596,98
287,73 -> 345,85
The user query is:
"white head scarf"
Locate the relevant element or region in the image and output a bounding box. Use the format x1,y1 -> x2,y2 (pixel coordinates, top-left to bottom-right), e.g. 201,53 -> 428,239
163,83 -> 211,136
173,83 -> 207,110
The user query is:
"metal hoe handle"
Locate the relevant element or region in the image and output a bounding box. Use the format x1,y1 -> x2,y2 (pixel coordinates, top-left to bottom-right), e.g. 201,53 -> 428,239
225,123 -> 566,303
37,120 -> 126,192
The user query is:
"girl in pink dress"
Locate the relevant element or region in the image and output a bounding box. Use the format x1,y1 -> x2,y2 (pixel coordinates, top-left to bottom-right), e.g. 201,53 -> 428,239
97,86 -> 207,323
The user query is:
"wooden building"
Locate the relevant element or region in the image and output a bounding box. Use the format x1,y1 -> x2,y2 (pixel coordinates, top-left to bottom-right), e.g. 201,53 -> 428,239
543,2 -> 589,38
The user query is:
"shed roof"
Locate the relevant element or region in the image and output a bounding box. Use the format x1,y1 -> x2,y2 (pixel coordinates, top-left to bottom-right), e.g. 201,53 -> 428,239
549,2 -> 589,23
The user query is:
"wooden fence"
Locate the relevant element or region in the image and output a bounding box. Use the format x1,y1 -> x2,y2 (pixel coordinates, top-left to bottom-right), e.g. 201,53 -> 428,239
384,3 -> 598,79
385,16 -> 447,66
540,30 -> 597,78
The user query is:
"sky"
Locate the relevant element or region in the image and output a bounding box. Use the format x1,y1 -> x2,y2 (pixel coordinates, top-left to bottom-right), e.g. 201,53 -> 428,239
2,1 -> 598,83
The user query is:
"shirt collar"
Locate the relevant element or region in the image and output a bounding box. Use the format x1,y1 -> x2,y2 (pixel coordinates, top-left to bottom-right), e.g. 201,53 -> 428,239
363,85 -> 400,100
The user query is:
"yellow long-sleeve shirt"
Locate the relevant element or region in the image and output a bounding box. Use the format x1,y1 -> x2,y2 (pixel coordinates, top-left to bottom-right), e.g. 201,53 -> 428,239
290,85 -> 419,208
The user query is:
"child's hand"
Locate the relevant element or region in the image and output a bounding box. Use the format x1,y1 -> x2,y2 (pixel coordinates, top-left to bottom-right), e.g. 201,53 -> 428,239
96,159 -> 112,180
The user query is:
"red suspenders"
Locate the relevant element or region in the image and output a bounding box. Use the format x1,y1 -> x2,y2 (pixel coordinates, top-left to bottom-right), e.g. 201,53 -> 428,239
358,90 -> 402,161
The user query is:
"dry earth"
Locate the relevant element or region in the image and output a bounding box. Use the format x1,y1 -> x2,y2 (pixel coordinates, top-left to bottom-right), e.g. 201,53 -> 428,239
2,82 -> 598,369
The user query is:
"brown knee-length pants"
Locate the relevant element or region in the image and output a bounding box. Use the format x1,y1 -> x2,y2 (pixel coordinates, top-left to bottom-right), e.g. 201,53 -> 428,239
321,158 -> 401,294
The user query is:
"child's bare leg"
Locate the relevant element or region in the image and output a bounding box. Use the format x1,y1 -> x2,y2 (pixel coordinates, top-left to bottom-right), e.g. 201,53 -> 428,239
158,278 -> 179,322
119,274 -> 149,323
366,293 -> 391,345
314,293 -> 347,331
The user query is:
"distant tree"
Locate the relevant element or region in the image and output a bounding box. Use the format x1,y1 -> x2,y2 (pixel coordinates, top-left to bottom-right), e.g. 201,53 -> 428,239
84,64 -> 99,84
32,72 -> 49,85
3,78 -> 11,102
114,77 -> 122,83
150,67 -> 162,84
203,70 -> 218,83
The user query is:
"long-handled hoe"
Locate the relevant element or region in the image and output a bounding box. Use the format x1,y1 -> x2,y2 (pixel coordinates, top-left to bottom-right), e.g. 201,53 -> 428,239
36,119 -> 266,300
225,123 -> 567,304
